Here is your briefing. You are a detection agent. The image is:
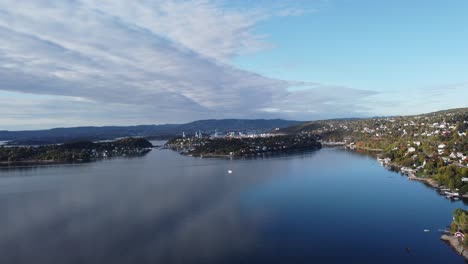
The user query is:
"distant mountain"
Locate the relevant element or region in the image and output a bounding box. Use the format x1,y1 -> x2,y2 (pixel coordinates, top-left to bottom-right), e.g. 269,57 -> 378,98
0,119 -> 301,145
177,119 -> 300,132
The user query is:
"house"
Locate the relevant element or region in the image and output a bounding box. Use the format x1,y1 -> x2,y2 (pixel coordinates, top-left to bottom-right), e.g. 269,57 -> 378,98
438,144 -> 446,155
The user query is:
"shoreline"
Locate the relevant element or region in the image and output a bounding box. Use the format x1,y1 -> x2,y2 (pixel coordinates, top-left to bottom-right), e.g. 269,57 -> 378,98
0,152 -> 153,168
383,160 -> 467,199
0,138 -> 155,168
0,160 -> 73,167
347,145 -> 459,196
441,235 -> 468,260
407,173 -> 439,189
355,147 -> 468,262
181,148 -> 323,159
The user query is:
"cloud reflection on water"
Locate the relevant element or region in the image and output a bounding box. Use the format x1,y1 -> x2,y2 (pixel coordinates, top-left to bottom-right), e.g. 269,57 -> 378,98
0,149 -> 307,263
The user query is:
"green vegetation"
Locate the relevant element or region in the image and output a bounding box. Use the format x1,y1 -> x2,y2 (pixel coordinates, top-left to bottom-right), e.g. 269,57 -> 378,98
0,137 -> 153,164
435,165 -> 468,189
450,209 -> 468,247
167,135 -> 321,157
280,108 -> 468,194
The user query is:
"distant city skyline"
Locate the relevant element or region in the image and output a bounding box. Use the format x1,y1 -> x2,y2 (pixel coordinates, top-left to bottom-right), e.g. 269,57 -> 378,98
0,0 -> 467,130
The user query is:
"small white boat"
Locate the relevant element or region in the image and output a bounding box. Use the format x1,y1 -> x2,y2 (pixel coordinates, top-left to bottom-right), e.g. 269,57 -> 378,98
228,170 -> 233,174
424,229 -> 430,232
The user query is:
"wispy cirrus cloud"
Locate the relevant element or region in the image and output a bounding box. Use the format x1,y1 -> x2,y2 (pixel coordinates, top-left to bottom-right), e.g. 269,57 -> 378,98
0,0 -> 377,129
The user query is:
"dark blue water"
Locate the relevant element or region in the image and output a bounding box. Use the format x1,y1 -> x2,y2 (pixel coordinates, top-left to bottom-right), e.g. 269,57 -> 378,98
0,146 -> 466,263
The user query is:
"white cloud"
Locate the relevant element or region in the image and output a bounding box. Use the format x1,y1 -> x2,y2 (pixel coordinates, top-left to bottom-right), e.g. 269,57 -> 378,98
0,0 -> 377,129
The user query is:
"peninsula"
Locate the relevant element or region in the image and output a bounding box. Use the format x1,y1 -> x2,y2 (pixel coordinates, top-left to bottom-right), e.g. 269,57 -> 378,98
0,137 -> 153,166
166,134 -> 321,157
441,209 -> 468,260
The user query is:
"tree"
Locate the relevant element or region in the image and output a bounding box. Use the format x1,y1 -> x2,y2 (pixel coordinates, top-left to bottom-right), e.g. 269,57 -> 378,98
453,208 -> 468,233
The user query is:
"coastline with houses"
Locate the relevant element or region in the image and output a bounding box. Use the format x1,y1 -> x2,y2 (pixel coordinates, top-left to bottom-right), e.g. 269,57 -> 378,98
278,108 -> 468,261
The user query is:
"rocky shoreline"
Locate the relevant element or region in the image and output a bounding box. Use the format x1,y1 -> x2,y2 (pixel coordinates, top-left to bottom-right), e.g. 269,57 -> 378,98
373,154 -> 467,199
406,172 -> 440,188
398,167 -> 468,199
373,154 -> 468,262
441,235 -> 468,260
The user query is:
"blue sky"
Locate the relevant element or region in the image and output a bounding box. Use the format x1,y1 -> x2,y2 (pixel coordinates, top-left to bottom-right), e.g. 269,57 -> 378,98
236,0 -> 468,88
0,0 -> 467,130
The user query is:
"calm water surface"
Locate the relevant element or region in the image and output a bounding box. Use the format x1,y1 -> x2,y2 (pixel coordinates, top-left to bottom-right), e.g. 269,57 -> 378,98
0,144 -> 466,263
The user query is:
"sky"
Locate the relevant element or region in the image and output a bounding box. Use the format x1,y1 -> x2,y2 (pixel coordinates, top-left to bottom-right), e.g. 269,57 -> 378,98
0,0 -> 467,130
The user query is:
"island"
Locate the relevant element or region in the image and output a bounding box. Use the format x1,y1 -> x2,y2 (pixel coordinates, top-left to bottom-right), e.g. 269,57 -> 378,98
0,137 -> 153,166
166,134 -> 322,157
